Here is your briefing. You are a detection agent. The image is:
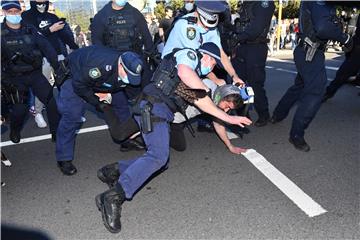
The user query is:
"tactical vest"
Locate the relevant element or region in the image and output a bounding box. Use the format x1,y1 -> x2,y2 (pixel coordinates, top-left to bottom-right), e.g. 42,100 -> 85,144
236,2 -> 252,33
151,48 -> 201,113
299,3 -> 327,45
1,25 -> 43,74
103,10 -> 143,53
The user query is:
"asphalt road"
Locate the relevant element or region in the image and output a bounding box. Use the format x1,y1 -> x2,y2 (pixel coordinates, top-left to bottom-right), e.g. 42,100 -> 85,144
1,51 -> 359,240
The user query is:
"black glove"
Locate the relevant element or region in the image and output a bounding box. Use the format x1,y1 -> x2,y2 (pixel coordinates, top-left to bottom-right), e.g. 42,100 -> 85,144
96,101 -> 111,113
343,36 -> 354,53
53,60 -> 70,87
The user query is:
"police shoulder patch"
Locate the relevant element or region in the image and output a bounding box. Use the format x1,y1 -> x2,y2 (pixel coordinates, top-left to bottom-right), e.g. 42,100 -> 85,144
261,0 -> 269,8
187,27 -> 196,40
187,51 -> 196,60
89,68 -> 101,79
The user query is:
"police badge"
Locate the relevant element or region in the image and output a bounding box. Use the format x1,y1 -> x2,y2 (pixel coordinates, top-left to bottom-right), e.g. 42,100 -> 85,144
187,27 -> 196,40
89,68 -> 101,79
261,0 -> 269,8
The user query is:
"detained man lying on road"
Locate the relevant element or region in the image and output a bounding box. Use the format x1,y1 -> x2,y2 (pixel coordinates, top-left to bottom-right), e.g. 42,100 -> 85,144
171,78 -> 249,154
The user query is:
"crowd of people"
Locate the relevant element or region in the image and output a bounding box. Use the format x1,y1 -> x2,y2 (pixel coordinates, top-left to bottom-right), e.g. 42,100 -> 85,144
1,0 -> 359,234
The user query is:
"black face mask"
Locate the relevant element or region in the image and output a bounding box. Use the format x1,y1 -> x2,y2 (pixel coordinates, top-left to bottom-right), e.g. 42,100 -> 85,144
31,1 -> 49,13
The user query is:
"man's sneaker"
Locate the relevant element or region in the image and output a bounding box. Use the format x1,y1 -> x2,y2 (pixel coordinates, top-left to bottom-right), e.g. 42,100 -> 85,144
34,113 -> 47,128
97,163 -> 120,188
95,185 -> 125,233
289,136 -> 310,152
57,161 -> 77,175
119,139 -> 145,152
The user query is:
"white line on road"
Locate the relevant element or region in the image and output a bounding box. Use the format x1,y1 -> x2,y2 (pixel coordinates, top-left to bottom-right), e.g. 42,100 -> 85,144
268,57 -> 339,71
1,125 -> 109,147
266,66 -> 332,81
241,149 -> 328,218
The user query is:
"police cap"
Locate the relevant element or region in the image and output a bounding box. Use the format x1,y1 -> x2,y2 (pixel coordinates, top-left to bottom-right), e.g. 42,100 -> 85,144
199,42 -> 223,68
119,51 -> 143,86
1,0 -> 21,10
195,0 -> 227,14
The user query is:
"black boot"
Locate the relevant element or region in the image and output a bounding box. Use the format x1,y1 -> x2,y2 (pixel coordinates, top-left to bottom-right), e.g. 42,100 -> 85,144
95,184 -> 125,233
97,163 -> 120,188
9,129 -> 21,143
254,116 -> 269,127
289,136 -> 310,152
119,139 -> 145,152
57,161 -> 77,175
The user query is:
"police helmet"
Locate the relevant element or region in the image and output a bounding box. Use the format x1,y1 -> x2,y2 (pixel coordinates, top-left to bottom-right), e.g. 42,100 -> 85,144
196,1 -> 227,28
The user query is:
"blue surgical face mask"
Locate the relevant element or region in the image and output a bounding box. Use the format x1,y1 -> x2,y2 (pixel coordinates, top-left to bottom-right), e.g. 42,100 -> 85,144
118,75 -> 129,84
115,0 -> 127,7
6,15 -> 22,25
200,65 -> 212,76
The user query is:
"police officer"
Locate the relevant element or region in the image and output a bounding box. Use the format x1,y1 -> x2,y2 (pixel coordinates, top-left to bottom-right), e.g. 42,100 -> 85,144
94,42 -> 252,233
230,0 -> 275,127
22,0 -> 79,128
91,0 -> 154,151
271,1 -> 353,152
55,46 -> 144,175
323,12 -> 360,101
1,0 -> 60,143
162,1 -> 243,86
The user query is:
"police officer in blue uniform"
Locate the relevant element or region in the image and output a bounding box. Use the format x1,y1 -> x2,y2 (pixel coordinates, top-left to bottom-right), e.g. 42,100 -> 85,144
230,0 -> 275,127
323,13 -> 360,101
91,0 -> 154,151
55,46 -> 144,175
271,1 -> 353,152
94,42 -> 252,233
1,0 -> 60,143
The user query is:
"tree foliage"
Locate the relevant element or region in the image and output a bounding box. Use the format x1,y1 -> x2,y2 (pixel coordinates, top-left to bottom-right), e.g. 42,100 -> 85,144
275,0 -> 300,19
154,2 -> 166,20
169,0 -> 184,11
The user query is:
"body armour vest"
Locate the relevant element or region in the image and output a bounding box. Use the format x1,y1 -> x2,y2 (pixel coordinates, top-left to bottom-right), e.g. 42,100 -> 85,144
151,49 -> 201,113
103,9 -> 143,53
1,25 -> 43,74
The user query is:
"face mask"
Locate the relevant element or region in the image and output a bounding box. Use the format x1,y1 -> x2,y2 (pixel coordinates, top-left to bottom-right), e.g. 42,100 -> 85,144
118,75 -> 129,84
6,15 -> 22,25
115,0 -> 127,7
185,3 -> 194,12
200,65 -> 212,76
36,3 -> 47,13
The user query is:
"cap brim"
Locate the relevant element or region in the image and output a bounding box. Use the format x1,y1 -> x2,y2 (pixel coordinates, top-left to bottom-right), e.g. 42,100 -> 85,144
127,75 -> 141,86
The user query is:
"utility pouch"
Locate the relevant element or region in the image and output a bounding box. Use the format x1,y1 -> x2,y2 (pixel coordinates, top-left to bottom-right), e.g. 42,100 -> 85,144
140,102 -> 153,134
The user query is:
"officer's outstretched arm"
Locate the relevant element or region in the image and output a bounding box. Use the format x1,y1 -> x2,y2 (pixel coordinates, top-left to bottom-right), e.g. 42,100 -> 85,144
219,49 -> 244,85
177,64 -> 209,91
193,96 -> 251,127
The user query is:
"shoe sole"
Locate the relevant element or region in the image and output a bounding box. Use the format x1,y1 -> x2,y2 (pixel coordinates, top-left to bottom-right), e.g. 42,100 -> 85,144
95,195 -> 121,234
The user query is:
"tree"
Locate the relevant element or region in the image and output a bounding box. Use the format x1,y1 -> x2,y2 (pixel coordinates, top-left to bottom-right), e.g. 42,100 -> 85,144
228,0 -> 238,13
154,2 -> 166,20
169,0 -> 184,12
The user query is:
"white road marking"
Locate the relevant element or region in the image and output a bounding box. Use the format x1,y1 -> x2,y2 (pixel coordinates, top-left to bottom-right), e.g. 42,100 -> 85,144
268,57 -> 339,71
1,125 -> 109,147
241,149 -> 328,218
265,66 -> 332,81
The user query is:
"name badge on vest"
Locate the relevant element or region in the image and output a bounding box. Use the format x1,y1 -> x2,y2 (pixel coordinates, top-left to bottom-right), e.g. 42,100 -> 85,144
187,27 -> 196,40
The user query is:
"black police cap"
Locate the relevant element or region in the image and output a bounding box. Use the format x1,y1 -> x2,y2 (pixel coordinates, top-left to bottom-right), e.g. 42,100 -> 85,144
195,0 -> 227,14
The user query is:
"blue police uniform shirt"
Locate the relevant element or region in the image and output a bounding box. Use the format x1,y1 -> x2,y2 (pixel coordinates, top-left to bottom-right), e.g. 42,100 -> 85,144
162,12 -> 222,58
68,46 -> 126,106
174,49 -> 199,71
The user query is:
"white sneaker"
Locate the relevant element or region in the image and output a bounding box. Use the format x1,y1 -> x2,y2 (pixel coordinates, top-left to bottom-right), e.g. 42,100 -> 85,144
34,113 -> 47,128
